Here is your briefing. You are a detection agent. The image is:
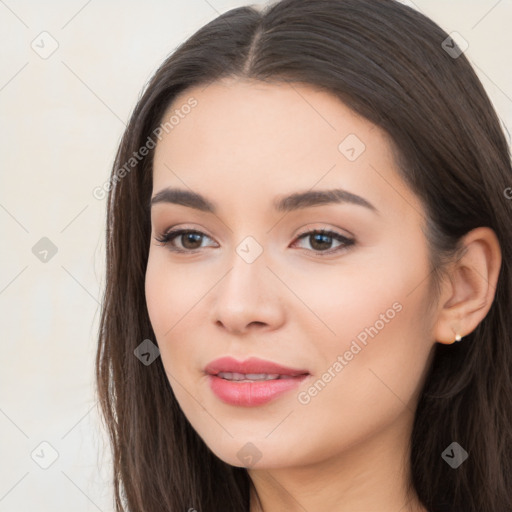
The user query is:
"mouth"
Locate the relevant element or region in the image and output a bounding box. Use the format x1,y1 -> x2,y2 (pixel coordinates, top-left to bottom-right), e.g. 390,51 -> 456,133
204,356 -> 310,407
216,372 -> 299,381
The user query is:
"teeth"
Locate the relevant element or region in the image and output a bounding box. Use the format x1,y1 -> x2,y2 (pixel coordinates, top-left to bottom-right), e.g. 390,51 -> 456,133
218,372 -> 281,381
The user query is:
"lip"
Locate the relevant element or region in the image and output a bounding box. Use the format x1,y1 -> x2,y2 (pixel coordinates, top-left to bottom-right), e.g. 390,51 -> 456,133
205,356 -> 310,407
205,356 -> 309,377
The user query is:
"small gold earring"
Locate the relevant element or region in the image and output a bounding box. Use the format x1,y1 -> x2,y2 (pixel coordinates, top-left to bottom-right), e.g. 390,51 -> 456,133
454,333 -> 462,342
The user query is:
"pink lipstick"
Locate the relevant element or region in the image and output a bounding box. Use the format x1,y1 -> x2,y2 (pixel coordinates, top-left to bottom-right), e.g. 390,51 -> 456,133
204,356 -> 310,407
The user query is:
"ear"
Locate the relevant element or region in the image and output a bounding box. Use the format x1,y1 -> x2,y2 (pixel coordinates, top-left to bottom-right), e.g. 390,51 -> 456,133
434,227 -> 502,344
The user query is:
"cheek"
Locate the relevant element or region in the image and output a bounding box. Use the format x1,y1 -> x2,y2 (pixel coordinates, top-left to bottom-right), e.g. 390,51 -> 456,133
293,248 -> 433,407
145,253 -> 175,336
144,250 -> 224,377
145,251 -> 206,337
145,255 -> 192,387
280,253 -> 426,353
284,280 -> 432,465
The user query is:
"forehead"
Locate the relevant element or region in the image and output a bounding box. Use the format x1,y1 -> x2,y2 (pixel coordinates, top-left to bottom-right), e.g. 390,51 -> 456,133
151,78 -> 421,218
155,78 -> 381,167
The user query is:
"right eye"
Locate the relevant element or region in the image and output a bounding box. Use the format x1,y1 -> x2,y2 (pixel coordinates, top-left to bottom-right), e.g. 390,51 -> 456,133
154,229 -> 218,253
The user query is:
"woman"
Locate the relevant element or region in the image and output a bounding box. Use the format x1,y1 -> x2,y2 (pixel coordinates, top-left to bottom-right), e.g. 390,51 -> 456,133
95,1 -> 512,511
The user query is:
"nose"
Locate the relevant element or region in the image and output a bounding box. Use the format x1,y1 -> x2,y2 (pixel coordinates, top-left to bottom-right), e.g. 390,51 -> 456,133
212,247 -> 286,335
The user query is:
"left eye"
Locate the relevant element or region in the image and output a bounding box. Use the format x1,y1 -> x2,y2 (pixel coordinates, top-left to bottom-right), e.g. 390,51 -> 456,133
292,229 -> 355,254
155,228 -> 355,255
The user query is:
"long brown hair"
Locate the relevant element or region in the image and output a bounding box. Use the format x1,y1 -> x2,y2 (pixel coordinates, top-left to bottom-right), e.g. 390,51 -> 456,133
95,1 -> 512,510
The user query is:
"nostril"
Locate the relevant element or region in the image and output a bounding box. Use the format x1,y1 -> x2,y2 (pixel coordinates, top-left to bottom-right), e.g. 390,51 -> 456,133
249,321 -> 266,328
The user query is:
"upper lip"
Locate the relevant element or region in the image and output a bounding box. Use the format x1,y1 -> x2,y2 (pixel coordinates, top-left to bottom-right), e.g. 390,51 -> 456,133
205,356 -> 309,377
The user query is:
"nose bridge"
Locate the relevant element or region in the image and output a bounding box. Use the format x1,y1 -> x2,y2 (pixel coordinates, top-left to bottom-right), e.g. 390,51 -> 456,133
235,234 -> 265,267
224,234 -> 268,300
212,233 -> 285,332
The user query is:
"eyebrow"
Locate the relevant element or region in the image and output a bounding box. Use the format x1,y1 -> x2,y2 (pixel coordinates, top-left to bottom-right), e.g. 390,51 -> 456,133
150,187 -> 378,214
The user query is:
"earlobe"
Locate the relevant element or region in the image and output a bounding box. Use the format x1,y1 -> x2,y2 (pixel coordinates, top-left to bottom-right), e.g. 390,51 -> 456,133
434,227 -> 502,345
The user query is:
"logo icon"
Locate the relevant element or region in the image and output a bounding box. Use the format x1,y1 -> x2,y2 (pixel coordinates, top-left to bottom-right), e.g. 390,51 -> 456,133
236,236 -> 263,264
32,237 -> 58,263
236,442 -> 263,467
134,339 -> 160,366
338,134 -> 366,161
441,32 -> 468,59
31,31 -> 59,60
31,441 -> 59,469
441,441 -> 468,468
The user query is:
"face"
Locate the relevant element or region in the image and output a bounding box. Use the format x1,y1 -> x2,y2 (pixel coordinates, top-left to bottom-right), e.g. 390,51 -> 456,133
145,78 -> 438,470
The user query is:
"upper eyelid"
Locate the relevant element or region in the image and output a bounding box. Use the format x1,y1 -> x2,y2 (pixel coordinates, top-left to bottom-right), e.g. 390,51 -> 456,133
158,222 -> 353,238
295,225 -> 354,239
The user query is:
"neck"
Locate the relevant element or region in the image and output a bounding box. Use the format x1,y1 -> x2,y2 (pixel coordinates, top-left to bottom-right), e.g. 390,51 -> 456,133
248,409 -> 427,512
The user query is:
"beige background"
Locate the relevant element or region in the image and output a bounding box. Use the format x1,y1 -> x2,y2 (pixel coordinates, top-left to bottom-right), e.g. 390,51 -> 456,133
1,1 -> 511,510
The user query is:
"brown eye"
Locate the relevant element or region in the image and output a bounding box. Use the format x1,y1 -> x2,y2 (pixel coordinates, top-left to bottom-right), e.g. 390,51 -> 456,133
309,232 -> 335,251
293,229 -> 355,255
180,232 -> 204,250
155,229 -> 216,252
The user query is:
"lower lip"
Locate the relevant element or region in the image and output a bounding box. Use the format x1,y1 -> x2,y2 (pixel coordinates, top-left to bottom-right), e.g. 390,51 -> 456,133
208,374 -> 309,407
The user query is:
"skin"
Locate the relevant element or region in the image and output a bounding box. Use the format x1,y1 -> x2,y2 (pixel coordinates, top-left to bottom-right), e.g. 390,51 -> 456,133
145,78 -> 501,512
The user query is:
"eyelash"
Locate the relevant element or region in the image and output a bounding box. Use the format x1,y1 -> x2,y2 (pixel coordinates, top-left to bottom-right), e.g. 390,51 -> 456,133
154,227 -> 355,257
